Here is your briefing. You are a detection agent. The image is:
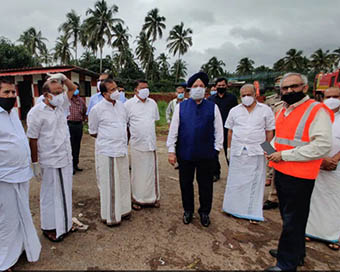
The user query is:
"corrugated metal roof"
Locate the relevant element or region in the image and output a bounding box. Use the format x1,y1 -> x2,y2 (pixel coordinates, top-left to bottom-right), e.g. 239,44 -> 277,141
0,68 -> 73,76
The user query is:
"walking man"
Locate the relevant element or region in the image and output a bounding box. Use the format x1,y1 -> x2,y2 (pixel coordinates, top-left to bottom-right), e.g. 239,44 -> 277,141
166,83 -> 186,125
167,72 -> 224,227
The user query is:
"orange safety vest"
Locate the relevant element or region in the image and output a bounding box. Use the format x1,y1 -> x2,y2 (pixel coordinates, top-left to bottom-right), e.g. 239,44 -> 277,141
269,99 -> 334,180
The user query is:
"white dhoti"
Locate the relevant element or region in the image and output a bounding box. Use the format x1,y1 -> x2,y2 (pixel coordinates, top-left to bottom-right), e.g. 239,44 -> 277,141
131,148 -> 160,205
0,181 -> 41,271
40,164 -> 73,238
306,168 -> 340,243
223,150 -> 266,221
96,154 -> 131,224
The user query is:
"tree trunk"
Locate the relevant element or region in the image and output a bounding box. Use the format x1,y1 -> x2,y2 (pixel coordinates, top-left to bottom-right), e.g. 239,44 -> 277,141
175,53 -> 181,83
100,47 -> 103,73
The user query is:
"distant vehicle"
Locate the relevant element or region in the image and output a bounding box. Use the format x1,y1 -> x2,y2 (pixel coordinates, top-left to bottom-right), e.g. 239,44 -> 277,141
314,70 -> 340,100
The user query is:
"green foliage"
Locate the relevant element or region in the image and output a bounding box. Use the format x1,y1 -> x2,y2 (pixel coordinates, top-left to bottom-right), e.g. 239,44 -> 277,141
0,37 -> 40,69
156,100 -> 168,135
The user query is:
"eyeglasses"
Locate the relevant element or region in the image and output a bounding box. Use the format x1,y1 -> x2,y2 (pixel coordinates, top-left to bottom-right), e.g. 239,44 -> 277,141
281,83 -> 305,91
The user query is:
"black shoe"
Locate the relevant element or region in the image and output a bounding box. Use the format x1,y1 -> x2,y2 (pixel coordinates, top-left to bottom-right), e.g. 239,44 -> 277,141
263,200 -> 279,210
74,166 -> 83,172
183,211 -> 193,224
269,249 -> 278,258
213,175 -> 220,182
200,213 -> 210,227
265,266 -> 282,271
269,249 -> 304,266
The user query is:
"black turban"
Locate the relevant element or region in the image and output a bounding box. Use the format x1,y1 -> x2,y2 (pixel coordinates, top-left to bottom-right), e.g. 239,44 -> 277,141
187,72 -> 209,88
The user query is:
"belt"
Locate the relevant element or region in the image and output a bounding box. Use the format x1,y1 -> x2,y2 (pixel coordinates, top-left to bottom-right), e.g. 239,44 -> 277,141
67,120 -> 83,124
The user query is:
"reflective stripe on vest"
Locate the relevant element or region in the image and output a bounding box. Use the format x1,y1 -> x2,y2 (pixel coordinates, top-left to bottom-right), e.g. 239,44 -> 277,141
275,102 -> 319,146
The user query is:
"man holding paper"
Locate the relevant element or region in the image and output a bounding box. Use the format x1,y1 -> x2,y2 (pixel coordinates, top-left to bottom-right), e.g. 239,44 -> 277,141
222,84 -> 275,222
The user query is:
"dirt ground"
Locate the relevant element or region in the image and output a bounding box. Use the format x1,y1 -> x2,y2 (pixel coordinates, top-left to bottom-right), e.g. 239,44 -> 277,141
14,134 -> 339,271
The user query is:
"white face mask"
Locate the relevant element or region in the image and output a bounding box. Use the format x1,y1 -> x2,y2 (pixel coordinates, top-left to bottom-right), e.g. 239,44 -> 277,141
190,87 -> 205,100
49,93 -> 64,107
241,95 -> 254,107
324,97 -> 340,110
138,88 -> 150,100
110,90 -> 120,101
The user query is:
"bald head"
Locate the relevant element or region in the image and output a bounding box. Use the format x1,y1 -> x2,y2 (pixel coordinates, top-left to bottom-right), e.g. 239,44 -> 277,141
324,87 -> 340,99
240,84 -> 256,97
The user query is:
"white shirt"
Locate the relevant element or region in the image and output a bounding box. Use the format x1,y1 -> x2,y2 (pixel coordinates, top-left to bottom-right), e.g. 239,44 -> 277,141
86,92 -> 103,115
27,93 -> 72,168
89,99 -> 128,157
225,102 -> 275,156
167,101 -> 224,153
37,94 -> 70,117
329,111 -> 340,157
124,95 -> 160,152
0,107 -> 33,183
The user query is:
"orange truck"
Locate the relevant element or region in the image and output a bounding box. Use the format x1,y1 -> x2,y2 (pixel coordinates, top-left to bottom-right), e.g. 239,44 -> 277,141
314,70 -> 340,95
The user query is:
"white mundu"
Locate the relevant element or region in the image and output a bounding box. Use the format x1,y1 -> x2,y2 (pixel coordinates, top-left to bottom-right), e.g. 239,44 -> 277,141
306,111 -> 340,243
89,99 -> 131,224
124,95 -> 160,205
27,93 -> 73,238
0,107 -> 41,271
223,102 -> 275,221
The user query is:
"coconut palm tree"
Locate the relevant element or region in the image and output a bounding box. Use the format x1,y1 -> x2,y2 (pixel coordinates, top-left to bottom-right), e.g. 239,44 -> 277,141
135,31 -> 154,75
157,53 -> 170,78
283,48 -> 305,72
53,34 -> 73,65
18,27 -> 48,57
142,8 -> 166,79
171,59 -> 187,81
201,56 -> 226,80
167,22 -> 193,82
332,47 -> 340,68
58,10 -> 81,62
39,48 -> 53,66
236,57 -> 255,75
310,48 -> 333,72
112,23 -> 131,73
82,0 -> 123,72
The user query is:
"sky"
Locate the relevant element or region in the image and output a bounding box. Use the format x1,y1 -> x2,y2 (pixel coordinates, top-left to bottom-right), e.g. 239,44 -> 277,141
1,0 -> 340,77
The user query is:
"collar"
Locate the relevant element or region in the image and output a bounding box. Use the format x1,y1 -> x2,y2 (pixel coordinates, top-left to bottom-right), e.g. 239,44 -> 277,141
102,98 -> 116,106
0,106 -> 5,113
134,95 -> 148,103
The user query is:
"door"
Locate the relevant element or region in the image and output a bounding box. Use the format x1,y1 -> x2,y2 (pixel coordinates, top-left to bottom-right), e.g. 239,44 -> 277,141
18,81 -> 33,120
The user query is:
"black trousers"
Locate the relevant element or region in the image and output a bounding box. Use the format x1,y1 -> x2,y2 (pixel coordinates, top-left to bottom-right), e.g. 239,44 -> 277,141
67,121 -> 83,168
213,128 -> 228,177
274,170 -> 315,271
178,159 -> 214,215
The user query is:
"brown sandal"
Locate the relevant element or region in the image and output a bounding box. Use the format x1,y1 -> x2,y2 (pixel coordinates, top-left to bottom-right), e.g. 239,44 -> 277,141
328,243 -> 340,251
132,203 -> 142,211
154,201 -> 160,208
42,230 -> 64,242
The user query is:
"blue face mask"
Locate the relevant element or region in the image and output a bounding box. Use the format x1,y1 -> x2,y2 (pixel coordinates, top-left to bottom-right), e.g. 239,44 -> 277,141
177,93 -> 184,99
210,90 -> 217,95
73,89 -> 79,96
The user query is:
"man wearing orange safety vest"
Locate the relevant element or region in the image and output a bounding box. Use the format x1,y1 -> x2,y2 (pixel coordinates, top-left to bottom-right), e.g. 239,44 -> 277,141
266,72 -> 334,272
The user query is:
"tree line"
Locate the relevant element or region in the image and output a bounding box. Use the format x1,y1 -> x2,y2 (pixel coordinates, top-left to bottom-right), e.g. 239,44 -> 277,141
0,0 -> 339,92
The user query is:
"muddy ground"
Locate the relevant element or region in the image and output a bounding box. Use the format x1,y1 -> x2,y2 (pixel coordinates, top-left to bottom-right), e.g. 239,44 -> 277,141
15,134 -> 339,271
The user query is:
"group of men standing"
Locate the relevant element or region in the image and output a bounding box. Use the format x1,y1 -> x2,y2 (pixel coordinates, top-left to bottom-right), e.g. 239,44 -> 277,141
1,68 -> 340,271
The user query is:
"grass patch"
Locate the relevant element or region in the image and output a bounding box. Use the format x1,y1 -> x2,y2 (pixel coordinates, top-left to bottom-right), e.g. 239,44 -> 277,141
156,100 -> 169,136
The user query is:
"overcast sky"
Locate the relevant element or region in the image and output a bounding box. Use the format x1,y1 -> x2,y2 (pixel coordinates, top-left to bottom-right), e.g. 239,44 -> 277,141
1,0 -> 340,77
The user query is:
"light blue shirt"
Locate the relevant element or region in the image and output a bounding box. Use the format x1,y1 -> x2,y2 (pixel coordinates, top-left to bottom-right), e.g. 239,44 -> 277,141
87,92 -> 127,115
0,107 -> 33,183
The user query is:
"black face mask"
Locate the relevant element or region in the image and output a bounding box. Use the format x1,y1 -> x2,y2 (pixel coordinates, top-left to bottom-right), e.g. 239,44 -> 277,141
0,97 -> 16,112
217,87 -> 226,94
281,91 -> 305,105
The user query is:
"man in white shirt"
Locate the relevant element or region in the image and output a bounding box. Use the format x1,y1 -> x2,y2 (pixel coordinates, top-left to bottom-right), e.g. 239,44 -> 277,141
305,87 -> 340,250
167,72 -> 224,227
89,79 -> 131,226
0,78 -> 41,271
223,84 -> 275,222
27,73 -> 77,242
124,80 -> 160,210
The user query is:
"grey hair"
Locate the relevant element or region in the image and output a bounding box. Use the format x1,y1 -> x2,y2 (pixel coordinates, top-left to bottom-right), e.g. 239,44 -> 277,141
240,83 -> 256,95
280,72 -> 308,87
